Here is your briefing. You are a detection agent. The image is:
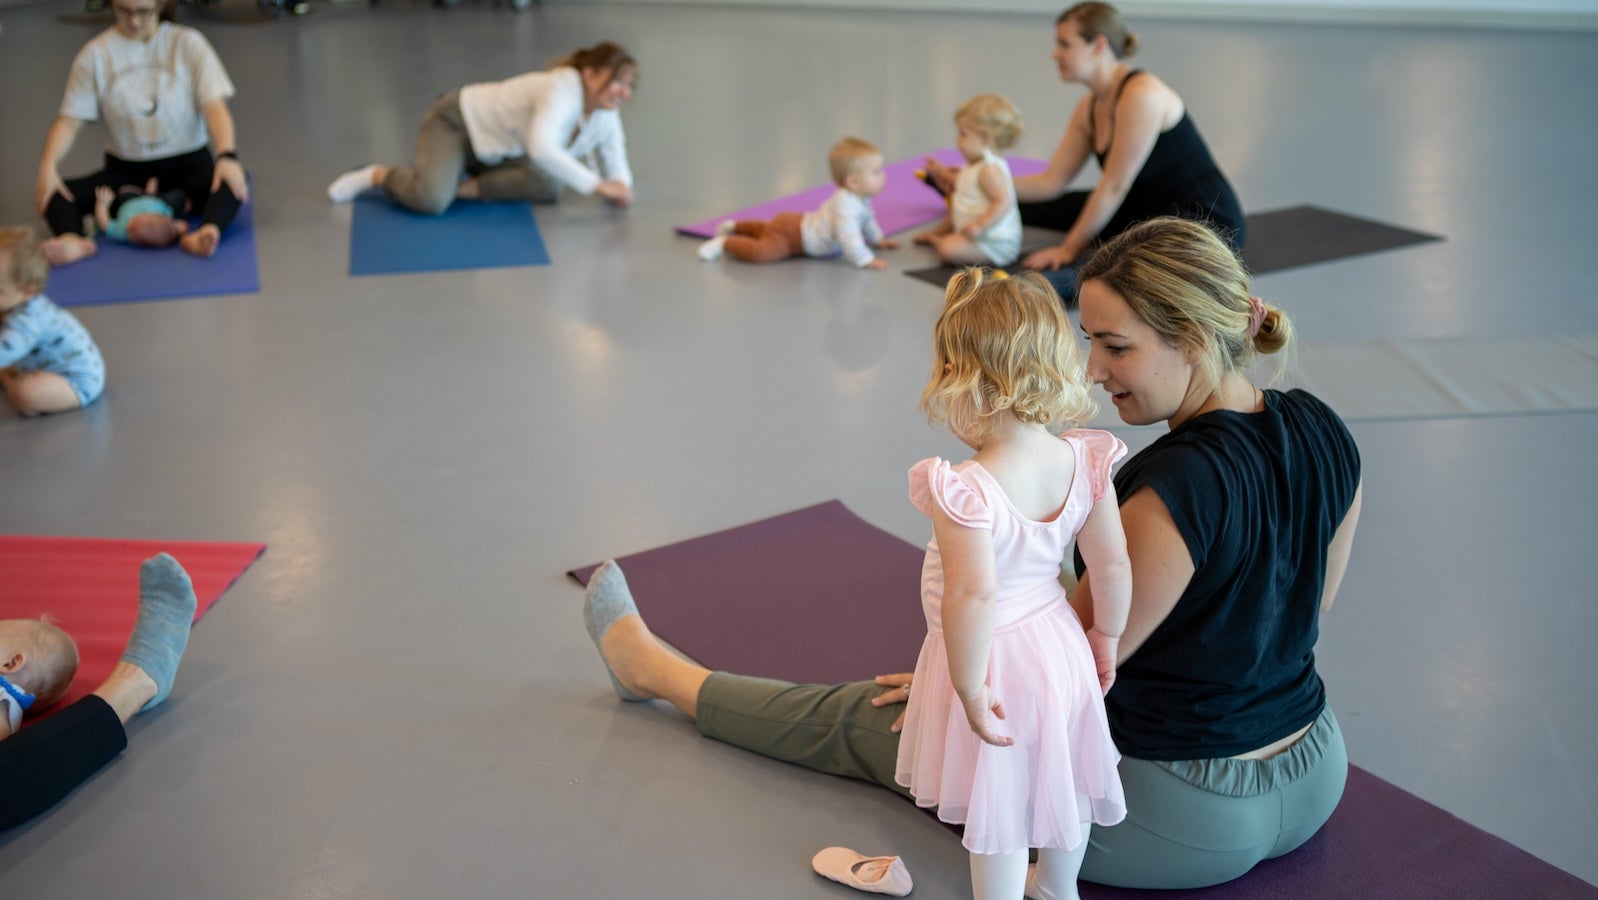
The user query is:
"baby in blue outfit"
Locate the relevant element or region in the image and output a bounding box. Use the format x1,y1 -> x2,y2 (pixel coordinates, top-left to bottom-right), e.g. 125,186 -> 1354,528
0,227 -> 106,416
95,181 -> 190,247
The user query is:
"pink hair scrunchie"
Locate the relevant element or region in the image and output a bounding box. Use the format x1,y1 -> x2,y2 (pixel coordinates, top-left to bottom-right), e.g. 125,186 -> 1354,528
1247,295 -> 1267,338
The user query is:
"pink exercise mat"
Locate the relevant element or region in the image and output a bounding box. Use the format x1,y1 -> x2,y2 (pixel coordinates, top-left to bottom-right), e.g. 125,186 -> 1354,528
675,149 -> 1048,239
0,535 -> 265,719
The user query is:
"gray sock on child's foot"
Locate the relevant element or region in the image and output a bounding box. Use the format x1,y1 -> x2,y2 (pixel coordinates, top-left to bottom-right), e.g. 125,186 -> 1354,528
583,560 -> 644,701
121,553 -> 197,711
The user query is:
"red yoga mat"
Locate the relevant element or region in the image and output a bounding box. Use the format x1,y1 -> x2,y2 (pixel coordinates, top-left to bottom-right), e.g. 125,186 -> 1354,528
0,535 -> 265,718
570,502 -> 1597,898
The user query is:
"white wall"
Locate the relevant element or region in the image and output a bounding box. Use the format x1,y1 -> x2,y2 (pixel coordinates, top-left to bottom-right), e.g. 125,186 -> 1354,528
551,0 -> 1598,31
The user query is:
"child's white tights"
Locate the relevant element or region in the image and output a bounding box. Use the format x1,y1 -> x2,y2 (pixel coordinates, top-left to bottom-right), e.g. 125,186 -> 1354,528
969,836 -> 1090,900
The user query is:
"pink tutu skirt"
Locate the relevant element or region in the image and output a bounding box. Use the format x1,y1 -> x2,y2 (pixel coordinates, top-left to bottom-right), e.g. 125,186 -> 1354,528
894,603 -> 1127,854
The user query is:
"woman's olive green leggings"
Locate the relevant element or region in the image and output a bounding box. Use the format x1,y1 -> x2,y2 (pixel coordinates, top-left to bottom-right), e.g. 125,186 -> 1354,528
696,673 -> 1346,890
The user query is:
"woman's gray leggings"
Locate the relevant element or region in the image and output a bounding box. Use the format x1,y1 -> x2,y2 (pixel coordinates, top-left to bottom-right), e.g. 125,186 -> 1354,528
381,91 -> 558,215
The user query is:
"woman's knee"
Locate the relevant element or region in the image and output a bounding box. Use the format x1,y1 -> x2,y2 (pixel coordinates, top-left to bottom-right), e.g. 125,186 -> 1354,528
43,194 -> 87,236
389,180 -> 455,216
410,195 -> 454,216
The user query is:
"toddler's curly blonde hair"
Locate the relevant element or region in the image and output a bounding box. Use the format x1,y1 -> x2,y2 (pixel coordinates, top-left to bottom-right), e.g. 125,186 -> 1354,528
955,94 -> 1023,152
921,269 -> 1095,445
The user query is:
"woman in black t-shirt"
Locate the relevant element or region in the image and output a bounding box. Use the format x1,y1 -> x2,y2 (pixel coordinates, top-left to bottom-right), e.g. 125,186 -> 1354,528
582,217 -> 1361,891
1064,216 -> 1362,886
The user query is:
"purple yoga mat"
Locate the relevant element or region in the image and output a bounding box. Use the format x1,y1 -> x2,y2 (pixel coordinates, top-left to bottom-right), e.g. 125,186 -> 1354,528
675,149 -> 1048,240
1084,765 -> 1597,898
571,501 -> 1597,898
569,500 -> 927,686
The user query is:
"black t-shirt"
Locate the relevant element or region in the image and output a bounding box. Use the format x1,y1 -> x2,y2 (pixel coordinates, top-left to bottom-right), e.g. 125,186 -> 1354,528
1078,389 -> 1361,760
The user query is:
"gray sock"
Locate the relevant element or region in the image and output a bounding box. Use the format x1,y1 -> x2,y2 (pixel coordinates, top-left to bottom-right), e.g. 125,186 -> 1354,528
582,560 -> 644,701
120,553 -> 197,711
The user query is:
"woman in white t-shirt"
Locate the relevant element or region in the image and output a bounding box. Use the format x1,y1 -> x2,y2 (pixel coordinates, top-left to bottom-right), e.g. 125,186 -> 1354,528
34,0 -> 248,264
326,42 -> 637,215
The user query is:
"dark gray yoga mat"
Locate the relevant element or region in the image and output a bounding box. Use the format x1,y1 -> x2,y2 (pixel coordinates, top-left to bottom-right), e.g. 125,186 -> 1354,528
571,501 -> 1596,898
1242,205 -> 1443,274
904,205 -> 1444,290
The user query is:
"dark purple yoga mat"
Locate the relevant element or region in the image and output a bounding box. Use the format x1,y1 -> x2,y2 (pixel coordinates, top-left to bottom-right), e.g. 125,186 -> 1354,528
675,149 -> 1048,240
1084,765 -> 1597,898
569,500 -> 927,686
571,501 -> 1596,897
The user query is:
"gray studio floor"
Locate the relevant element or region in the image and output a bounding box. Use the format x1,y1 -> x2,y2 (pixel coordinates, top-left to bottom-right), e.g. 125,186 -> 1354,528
1,2 -> 1595,897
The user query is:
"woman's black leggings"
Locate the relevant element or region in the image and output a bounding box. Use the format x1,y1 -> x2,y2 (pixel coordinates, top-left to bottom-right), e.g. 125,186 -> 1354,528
1016,185 -> 1246,303
44,148 -> 244,237
1018,183 -> 1247,252
0,695 -> 127,831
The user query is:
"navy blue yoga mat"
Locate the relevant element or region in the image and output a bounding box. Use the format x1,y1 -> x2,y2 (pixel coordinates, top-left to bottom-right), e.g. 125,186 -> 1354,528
47,200 -> 261,308
570,501 -> 1597,898
348,196 -> 550,276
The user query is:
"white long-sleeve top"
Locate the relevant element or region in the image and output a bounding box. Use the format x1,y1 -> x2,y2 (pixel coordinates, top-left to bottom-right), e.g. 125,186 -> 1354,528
801,188 -> 884,268
458,67 -> 632,196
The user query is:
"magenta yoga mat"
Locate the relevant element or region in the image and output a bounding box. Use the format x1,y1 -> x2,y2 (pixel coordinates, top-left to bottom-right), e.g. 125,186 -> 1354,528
675,149 -> 1048,240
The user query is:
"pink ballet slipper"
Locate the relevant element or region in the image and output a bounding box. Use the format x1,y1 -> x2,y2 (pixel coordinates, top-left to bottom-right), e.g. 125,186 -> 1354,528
811,847 -> 913,896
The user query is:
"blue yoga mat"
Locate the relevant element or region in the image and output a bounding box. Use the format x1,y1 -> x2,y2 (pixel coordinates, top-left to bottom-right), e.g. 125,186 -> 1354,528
348,196 -> 550,276
47,200 -> 261,308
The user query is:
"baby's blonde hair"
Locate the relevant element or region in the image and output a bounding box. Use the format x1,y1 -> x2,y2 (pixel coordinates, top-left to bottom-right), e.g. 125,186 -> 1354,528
828,137 -> 881,187
0,226 -> 50,296
3,617 -> 80,710
921,269 -> 1096,445
956,94 -> 1024,152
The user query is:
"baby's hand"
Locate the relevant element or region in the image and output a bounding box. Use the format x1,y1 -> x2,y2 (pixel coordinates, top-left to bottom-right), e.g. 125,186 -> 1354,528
864,258 -> 890,271
95,185 -> 114,204
922,157 -> 957,194
960,222 -> 984,240
876,238 -> 900,251
912,230 -> 938,246
960,686 -> 1013,747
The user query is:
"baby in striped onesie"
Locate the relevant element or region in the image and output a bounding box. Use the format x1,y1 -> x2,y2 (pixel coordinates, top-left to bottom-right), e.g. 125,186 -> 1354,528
698,137 -> 899,270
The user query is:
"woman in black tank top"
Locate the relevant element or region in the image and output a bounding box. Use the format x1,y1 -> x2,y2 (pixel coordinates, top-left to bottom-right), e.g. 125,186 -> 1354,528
925,3 -> 1245,299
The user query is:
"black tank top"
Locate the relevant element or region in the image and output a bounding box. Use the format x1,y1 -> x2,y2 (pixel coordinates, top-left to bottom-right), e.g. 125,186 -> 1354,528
1092,70 -> 1231,217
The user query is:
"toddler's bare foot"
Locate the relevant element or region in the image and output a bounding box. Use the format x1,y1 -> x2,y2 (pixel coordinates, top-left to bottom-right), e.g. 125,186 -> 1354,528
179,225 -> 220,258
